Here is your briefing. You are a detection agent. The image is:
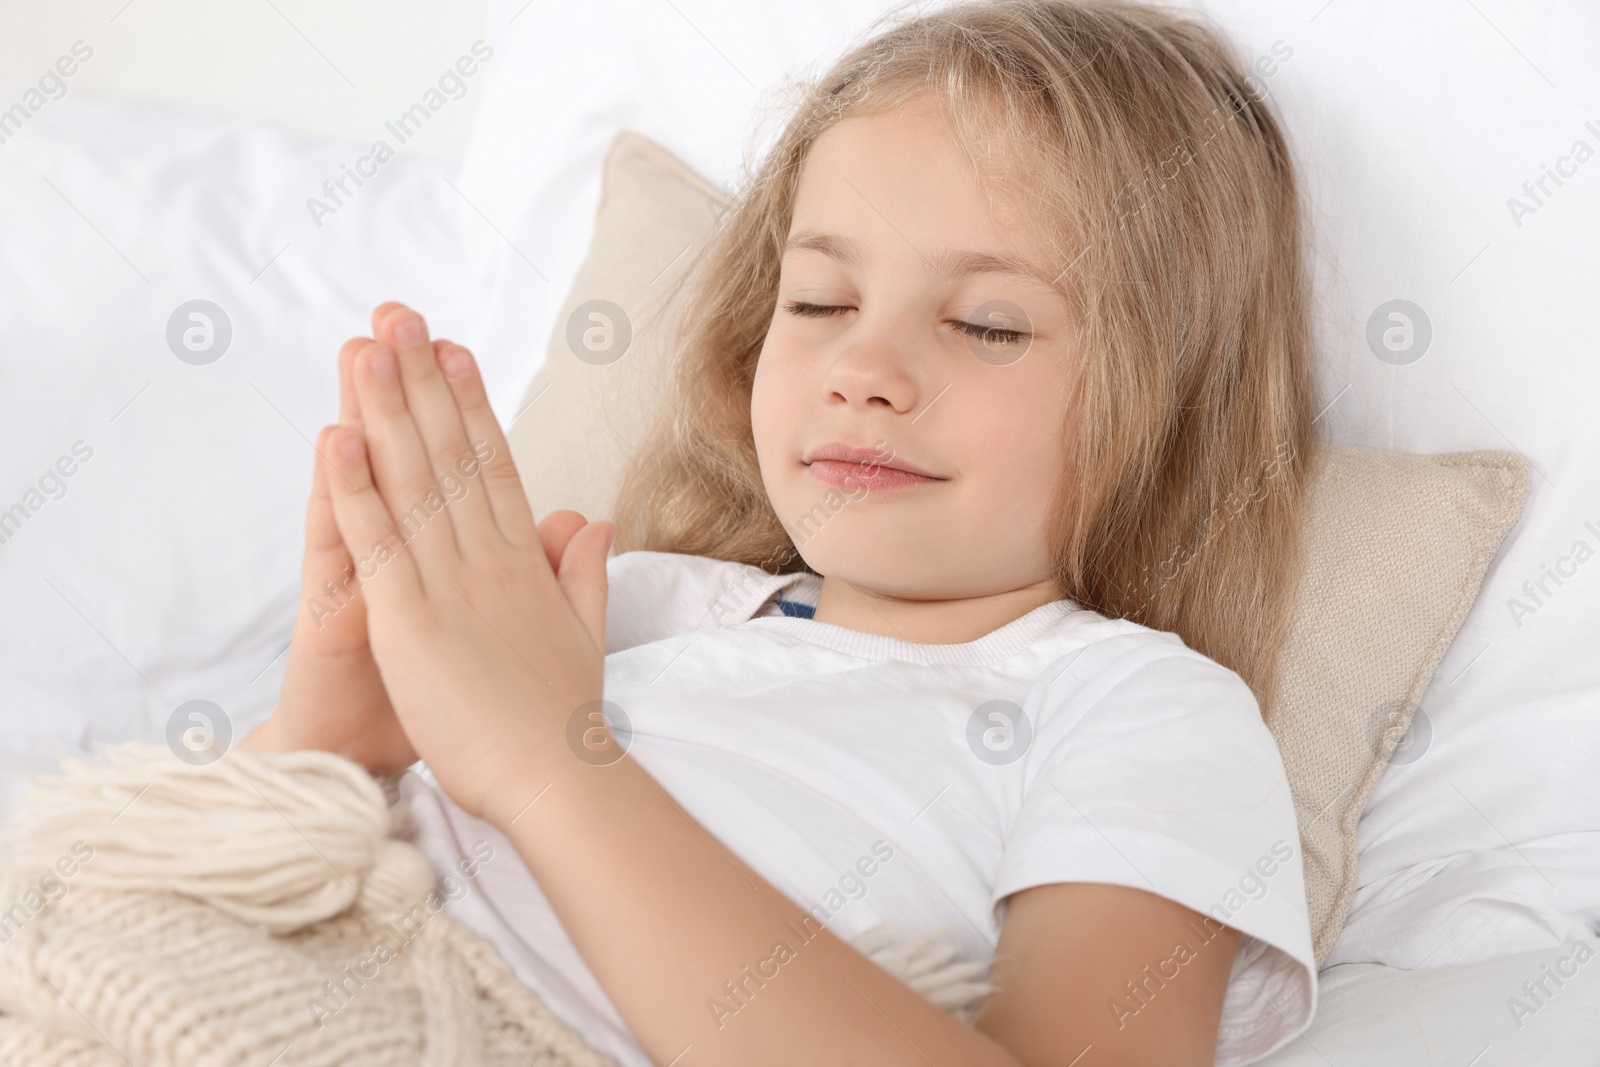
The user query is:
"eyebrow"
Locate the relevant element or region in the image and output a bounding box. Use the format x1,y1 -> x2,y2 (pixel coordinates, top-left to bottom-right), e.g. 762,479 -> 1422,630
782,229 -> 1062,290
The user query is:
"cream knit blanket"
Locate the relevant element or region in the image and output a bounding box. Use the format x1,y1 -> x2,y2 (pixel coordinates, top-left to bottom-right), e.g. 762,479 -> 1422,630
0,742 -> 992,1066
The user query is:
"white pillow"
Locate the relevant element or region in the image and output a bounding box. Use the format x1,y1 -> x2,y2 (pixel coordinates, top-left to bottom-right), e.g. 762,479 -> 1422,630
457,0 -> 1600,970
0,93 -> 490,815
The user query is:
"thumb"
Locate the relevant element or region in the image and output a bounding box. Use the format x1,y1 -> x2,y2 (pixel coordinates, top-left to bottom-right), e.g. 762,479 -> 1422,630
557,521 -> 613,652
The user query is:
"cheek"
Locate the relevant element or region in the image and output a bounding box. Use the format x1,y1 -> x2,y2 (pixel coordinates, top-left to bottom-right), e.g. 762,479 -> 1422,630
966,377 -> 1067,493
944,384 -> 1067,568
750,338 -> 802,466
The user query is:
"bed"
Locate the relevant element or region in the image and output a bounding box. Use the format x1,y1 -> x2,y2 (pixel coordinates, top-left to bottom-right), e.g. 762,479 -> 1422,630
0,1 -> 1596,1063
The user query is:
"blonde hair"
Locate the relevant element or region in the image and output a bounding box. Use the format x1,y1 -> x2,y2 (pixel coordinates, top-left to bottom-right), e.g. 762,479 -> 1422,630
613,0 -> 1319,718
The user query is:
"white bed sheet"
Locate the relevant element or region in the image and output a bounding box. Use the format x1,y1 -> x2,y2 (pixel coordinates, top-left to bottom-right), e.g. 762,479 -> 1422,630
1257,935 -> 1600,1066
0,91 -> 496,816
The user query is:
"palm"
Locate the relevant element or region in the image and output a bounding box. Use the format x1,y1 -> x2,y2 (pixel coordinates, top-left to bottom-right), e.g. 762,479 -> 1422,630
249,308 -> 590,779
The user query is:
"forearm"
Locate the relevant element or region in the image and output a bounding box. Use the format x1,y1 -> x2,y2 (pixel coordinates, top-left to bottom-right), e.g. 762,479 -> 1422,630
489,753 -> 1022,1067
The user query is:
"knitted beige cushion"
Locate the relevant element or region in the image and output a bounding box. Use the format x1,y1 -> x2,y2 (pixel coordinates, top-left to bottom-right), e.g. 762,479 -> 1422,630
0,743 -> 617,1067
507,129 -> 1532,967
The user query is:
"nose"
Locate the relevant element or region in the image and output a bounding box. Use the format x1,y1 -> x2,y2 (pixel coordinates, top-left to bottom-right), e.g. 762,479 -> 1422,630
820,327 -> 920,414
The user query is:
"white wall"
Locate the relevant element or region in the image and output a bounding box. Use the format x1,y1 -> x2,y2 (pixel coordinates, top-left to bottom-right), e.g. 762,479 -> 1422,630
0,0 -> 489,162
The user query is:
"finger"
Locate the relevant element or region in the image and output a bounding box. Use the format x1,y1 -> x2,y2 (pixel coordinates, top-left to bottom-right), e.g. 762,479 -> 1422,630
375,307 -> 500,552
302,427 -> 358,602
351,339 -> 462,581
304,425 -> 348,557
370,301 -> 410,340
435,341 -> 541,550
301,427 -> 369,641
338,337 -> 372,425
556,520 -> 613,652
321,425 -> 425,617
537,509 -> 589,573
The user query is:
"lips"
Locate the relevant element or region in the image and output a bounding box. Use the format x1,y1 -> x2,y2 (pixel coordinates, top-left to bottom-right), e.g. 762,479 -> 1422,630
801,441 -> 944,493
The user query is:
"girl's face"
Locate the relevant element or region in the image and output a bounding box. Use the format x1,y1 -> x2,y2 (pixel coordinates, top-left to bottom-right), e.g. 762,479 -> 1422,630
751,94 -> 1078,601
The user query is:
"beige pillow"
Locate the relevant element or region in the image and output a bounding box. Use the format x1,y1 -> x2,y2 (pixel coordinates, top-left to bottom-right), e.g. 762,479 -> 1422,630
508,128 -> 1532,967
1266,446 -> 1529,962
506,129 -> 723,523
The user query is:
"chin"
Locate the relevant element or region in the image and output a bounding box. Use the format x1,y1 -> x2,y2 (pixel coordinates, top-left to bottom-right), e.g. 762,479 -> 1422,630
793,539 -> 931,598
806,527 -> 1048,602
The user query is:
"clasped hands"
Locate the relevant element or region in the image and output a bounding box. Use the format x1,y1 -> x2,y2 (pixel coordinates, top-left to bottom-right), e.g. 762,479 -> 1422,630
244,302 -> 614,829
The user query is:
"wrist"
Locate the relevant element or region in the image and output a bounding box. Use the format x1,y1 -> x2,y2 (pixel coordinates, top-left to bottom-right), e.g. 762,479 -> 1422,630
480,732 -> 617,833
437,688 -> 611,828
235,706 -> 417,780
237,711 -> 287,754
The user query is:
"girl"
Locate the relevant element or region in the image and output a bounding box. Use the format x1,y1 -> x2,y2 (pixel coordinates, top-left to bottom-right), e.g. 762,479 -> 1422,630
243,0 -> 1319,1063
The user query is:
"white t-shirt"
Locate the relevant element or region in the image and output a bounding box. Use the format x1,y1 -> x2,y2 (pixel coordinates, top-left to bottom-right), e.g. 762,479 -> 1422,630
399,550 -> 1317,1067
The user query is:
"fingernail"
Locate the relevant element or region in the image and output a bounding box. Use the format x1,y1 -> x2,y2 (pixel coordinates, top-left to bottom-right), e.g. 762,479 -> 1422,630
441,347 -> 473,379
394,316 -> 424,345
337,431 -> 364,462
370,346 -> 397,380
604,524 -> 616,554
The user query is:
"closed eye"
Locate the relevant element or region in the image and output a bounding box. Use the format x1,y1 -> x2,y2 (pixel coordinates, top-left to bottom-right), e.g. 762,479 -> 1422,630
782,301 -> 849,319
951,319 -> 1027,346
780,301 -> 1029,346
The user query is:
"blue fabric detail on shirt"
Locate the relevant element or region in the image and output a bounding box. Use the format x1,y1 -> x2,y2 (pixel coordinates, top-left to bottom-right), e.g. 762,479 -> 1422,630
775,598 -> 816,619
